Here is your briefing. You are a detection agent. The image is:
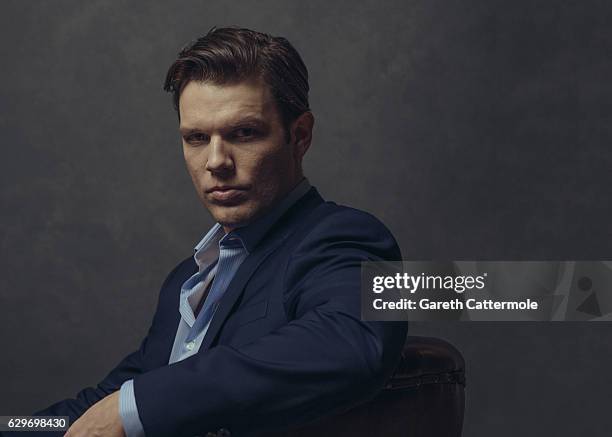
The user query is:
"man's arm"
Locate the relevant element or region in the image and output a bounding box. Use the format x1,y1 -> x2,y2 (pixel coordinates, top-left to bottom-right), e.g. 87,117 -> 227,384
0,259 -> 190,437
0,337 -> 147,437
132,209 -> 408,437
35,342 -> 146,420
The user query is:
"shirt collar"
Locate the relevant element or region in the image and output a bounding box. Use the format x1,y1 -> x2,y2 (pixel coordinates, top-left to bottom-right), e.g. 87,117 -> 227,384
193,178 -> 312,256
193,223 -> 224,269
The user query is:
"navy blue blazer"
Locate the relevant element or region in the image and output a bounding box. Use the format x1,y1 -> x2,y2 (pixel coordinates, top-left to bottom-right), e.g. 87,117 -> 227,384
22,188 -> 408,437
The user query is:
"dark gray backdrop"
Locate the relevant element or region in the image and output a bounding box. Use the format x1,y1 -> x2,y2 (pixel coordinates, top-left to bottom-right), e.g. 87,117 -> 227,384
1,1 -> 611,436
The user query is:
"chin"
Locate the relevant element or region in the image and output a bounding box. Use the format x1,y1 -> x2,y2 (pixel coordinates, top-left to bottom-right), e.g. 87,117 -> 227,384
209,205 -> 256,230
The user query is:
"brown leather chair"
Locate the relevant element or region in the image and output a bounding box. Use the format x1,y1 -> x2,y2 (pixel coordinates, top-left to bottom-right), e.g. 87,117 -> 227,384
277,336 -> 466,437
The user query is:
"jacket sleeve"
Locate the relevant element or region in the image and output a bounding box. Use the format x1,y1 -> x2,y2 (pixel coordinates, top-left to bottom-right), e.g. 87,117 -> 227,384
0,339 -> 149,437
1,260 -> 189,437
133,209 -> 409,437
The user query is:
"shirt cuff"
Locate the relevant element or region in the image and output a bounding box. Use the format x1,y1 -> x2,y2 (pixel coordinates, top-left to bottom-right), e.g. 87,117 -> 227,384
119,379 -> 146,437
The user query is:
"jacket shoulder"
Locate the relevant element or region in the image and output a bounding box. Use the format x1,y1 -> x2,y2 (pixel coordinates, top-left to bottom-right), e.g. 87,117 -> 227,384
290,202 -> 402,261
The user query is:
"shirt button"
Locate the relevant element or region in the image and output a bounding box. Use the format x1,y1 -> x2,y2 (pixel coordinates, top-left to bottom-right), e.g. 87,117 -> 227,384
186,341 -> 195,351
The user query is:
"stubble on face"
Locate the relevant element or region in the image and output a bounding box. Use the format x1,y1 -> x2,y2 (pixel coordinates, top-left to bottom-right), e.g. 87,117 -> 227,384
179,78 -> 302,231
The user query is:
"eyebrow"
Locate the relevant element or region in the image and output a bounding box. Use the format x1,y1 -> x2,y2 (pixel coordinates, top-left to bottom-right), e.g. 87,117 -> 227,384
179,116 -> 268,136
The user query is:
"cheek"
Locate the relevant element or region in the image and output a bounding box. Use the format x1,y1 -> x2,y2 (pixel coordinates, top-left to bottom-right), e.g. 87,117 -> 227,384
247,149 -> 294,197
232,149 -> 263,182
262,146 -> 294,178
242,150 -> 278,181
183,148 -> 207,179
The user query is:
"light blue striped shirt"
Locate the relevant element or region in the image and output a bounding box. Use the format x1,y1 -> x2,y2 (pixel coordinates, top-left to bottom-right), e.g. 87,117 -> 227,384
119,178 -> 311,437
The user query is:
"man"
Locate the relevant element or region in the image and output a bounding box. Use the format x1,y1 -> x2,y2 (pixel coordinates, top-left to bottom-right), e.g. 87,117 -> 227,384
10,27 -> 408,437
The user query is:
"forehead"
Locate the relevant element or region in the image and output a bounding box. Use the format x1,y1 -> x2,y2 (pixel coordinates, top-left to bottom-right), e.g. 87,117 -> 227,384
178,79 -> 279,131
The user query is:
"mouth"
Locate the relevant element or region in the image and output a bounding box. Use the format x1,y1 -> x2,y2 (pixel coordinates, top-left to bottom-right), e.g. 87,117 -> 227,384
206,185 -> 249,204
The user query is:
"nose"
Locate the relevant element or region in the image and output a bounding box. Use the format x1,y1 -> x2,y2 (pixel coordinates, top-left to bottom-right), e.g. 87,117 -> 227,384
205,136 -> 234,175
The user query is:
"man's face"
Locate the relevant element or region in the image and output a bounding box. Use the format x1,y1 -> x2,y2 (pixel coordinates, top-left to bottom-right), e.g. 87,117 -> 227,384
179,78 -> 305,231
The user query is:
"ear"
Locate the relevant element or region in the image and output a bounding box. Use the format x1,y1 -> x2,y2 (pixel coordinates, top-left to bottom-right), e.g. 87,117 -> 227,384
289,111 -> 314,159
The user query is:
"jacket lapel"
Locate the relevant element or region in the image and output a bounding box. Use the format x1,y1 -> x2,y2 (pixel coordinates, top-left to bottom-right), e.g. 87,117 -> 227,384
198,235 -> 285,352
199,188 -> 324,352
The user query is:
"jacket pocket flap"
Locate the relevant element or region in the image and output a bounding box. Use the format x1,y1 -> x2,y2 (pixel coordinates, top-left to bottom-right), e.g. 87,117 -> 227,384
230,300 -> 268,326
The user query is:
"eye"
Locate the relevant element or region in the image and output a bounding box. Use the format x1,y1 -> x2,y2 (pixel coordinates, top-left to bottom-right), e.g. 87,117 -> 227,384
233,127 -> 259,141
184,132 -> 210,145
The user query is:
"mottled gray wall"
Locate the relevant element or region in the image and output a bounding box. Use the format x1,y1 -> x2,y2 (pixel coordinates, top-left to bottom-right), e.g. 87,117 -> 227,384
1,1 -> 611,436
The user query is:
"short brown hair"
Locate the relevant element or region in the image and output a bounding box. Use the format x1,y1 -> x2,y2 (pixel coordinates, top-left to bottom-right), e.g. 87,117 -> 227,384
164,27 -> 310,131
